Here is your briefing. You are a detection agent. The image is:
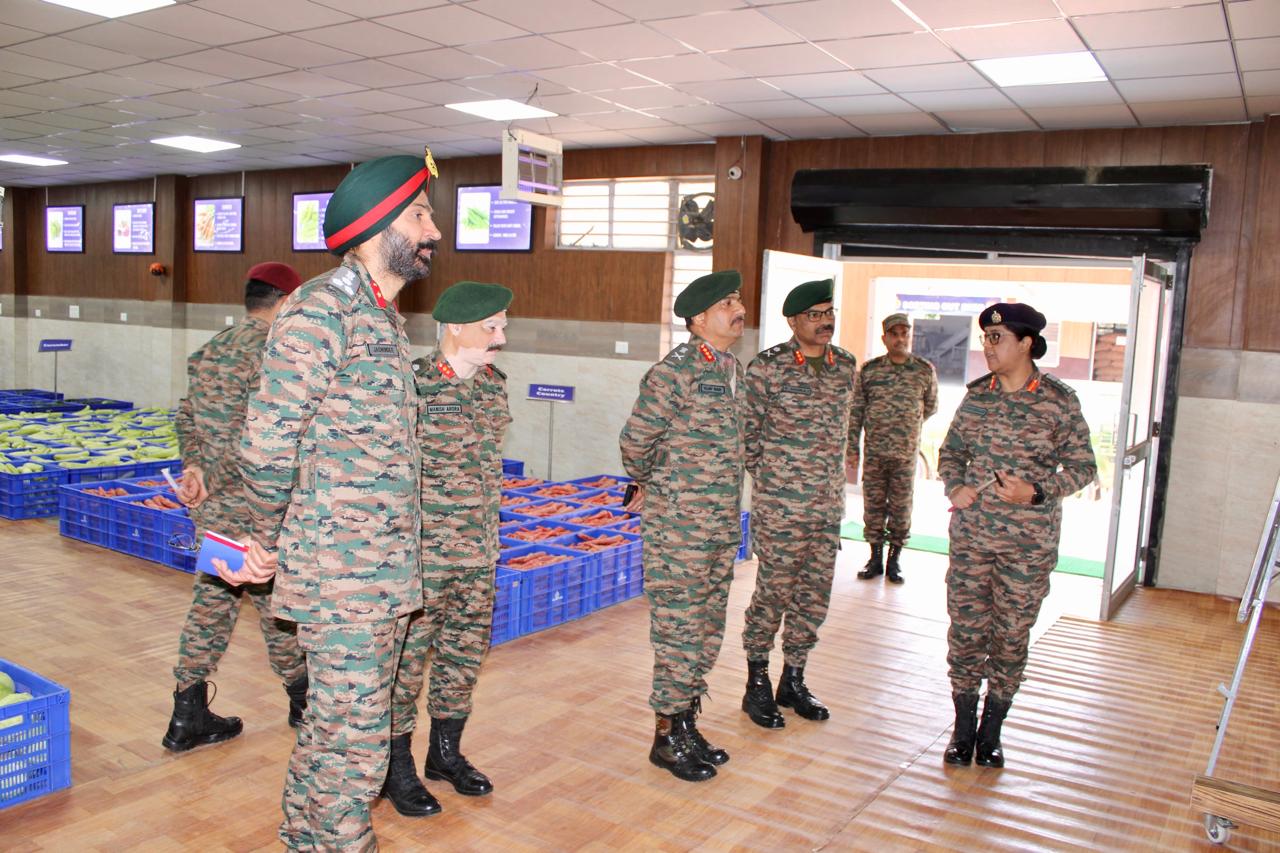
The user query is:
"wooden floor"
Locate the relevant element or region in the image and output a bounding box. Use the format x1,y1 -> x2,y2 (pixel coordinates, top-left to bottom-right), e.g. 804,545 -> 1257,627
1,516 -> 1277,852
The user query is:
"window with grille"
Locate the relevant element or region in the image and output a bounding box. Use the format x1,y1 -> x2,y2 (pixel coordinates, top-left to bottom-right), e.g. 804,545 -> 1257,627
557,178 -> 713,252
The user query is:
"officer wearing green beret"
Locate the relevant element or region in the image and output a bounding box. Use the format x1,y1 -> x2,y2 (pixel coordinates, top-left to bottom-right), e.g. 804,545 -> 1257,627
238,151 -> 440,850
620,269 -> 747,782
382,281 -> 513,818
939,302 -> 1097,769
740,279 -> 857,728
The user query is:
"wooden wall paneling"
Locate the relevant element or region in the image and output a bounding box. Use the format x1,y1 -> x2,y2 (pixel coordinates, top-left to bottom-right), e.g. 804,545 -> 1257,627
1229,122 -> 1266,351
1120,127 -> 1165,164
1179,124 -> 1246,349
1158,125 -> 1207,164
0,188 -> 16,295
1243,116 -> 1280,352
968,131 -> 1045,167
565,143 -> 716,180
1081,128 -> 1125,165
1043,130 -> 1086,167
712,136 -> 766,326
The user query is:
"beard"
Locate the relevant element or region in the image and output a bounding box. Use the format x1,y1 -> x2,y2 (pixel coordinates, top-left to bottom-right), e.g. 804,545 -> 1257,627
380,226 -> 434,281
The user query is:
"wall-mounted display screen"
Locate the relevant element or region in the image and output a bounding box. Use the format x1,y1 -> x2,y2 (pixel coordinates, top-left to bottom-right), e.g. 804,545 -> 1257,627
46,205 -> 84,253
112,202 -> 155,254
193,197 -> 243,252
293,191 -> 333,252
455,184 -> 533,252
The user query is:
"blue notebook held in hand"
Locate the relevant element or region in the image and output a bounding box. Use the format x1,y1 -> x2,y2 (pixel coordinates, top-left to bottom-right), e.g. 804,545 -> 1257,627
196,531 -> 248,577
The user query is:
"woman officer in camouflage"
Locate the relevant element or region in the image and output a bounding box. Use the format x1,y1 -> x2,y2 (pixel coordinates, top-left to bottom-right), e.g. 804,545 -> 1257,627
938,302 -> 1097,768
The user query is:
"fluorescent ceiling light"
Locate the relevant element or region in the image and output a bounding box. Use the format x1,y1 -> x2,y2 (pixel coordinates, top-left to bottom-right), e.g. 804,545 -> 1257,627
41,0 -> 175,17
0,154 -> 68,166
445,99 -> 557,121
151,135 -> 241,153
974,52 -> 1107,88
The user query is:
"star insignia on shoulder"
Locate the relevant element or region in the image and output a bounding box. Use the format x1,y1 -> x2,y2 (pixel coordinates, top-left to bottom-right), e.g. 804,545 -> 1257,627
326,267 -> 360,299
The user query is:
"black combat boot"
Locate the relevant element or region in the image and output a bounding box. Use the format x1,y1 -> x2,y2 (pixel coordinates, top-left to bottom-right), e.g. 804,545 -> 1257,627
975,695 -> 1012,768
885,544 -> 904,584
680,697 -> 729,765
284,674 -> 308,728
161,680 -> 243,752
424,716 -> 493,796
943,692 -> 980,766
741,660 -> 785,729
775,664 -> 830,721
381,733 -> 442,817
649,712 -> 716,782
857,543 -> 884,580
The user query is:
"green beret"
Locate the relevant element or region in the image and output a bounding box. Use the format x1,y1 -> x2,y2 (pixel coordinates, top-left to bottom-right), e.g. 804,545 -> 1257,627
324,154 -> 431,256
782,278 -> 834,317
432,280 -> 513,323
673,270 -> 742,319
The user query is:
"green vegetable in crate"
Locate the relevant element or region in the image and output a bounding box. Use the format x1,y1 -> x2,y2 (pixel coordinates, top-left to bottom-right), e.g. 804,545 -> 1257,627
0,670 -> 13,698
0,691 -> 33,729
0,462 -> 44,474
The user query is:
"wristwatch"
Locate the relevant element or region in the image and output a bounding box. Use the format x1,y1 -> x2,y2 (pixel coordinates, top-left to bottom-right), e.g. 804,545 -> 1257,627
1031,482 -> 1046,506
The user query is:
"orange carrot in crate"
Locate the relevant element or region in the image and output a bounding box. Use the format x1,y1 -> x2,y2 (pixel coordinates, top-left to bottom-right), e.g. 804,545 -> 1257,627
508,525 -> 570,542
573,509 -> 625,527
520,501 -> 577,517
500,494 -> 532,507
582,492 -> 622,506
504,552 -> 568,570
533,483 -> 581,497
503,476 -> 543,489
582,477 -> 620,489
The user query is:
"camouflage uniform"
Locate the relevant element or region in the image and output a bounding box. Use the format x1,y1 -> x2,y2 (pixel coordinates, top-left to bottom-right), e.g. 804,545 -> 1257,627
938,370 -> 1097,700
848,354 -> 938,547
620,335 -> 745,715
173,316 -> 305,692
741,339 -> 857,667
241,258 -> 421,852
391,350 -> 511,732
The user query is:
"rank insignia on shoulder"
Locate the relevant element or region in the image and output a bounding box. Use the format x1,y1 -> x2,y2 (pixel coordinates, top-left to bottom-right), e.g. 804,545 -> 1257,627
327,267 -> 360,299
436,360 -> 455,379
793,349 -> 805,366
825,348 -> 835,367
366,343 -> 398,358
698,342 -> 716,363
669,343 -> 690,361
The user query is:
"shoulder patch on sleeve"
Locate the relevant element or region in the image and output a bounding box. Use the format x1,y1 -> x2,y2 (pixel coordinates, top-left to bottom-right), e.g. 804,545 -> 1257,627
1040,373 -> 1076,397
411,357 -> 429,377
967,372 -> 993,390
488,364 -> 507,381
324,266 -> 361,301
665,343 -> 691,363
832,345 -> 856,364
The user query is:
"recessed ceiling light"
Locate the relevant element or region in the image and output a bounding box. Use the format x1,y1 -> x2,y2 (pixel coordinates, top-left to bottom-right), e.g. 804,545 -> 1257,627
41,0 -> 175,17
445,99 -> 557,121
151,136 -> 241,153
0,154 -> 69,166
974,52 -> 1107,88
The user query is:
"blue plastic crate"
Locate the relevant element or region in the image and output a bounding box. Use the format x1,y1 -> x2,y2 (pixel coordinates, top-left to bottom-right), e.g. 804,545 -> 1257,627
60,455 -> 139,485
499,496 -> 586,524
0,658 -> 72,811
108,491 -> 170,561
510,481 -> 596,502
159,511 -> 198,573
499,544 -> 594,635
0,389 -> 62,400
498,491 -> 537,514
490,567 -> 522,646
500,458 -> 524,476
557,506 -> 639,530
564,474 -> 633,492
552,529 -> 644,608
498,519 -> 590,550
0,465 -> 69,520
737,511 -> 751,561
62,397 -> 133,411
57,481 -> 147,547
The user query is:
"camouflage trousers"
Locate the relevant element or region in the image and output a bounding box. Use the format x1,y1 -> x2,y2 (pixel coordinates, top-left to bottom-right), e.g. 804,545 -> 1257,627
741,518 -> 839,668
173,572 -> 305,690
391,562 -> 495,733
946,534 -> 1056,700
862,455 -> 916,547
280,616 -> 408,853
644,528 -> 739,715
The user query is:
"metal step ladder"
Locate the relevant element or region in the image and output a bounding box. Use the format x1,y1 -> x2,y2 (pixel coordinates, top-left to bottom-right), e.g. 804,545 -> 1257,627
1191,472 -> 1280,844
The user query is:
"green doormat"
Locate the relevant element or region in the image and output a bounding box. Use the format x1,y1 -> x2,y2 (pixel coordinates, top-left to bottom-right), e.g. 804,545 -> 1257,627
839,520 -> 1105,579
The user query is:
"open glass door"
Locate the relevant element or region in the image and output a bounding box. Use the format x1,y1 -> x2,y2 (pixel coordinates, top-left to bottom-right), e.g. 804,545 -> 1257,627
1100,257 -> 1173,620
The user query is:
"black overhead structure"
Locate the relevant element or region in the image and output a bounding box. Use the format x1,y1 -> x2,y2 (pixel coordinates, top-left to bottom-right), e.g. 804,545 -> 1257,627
790,165 -> 1211,260
789,165 -> 1213,591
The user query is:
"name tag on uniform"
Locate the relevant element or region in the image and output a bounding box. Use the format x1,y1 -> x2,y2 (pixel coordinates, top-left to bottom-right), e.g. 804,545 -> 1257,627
782,384 -> 811,395
698,383 -> 727,396
427,404 -> 462,415
961,403 -> 987,415
366,343 -> 398,357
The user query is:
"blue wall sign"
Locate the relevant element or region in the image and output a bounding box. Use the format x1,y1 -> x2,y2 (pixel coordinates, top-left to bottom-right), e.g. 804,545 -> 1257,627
39,339 -> 73,352
528,383 -> 575,402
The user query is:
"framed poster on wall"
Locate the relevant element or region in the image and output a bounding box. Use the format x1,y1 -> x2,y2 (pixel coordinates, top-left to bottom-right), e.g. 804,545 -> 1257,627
112,202 -> 155,254
292,191 -> 333,252
46,205 -> 85,253
193,197 -> 244,252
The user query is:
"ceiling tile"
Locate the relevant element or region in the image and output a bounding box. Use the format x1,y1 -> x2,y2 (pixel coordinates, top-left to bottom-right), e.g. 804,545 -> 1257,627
1059,1 -> 1198,12
382,49 -> 505,80
0,0 -> 100,33
676,78 -> 788,102
166,49 -> 294,80
0,51 -> 92,80
727,99 -> 830,119
129,4 -> 276,46
585,110 -> 674,129
902,87 -> 1014,111
315,59 -> 436,88
1245,94 -> 1280,118
59,22 -> 203,60
466,36 -> 594,71
552,24 -> 692,60
295,21 -> 437,56
712,43 -> 847,76
378,6 -> 529,46
1243,68 -> 1280,96
510,115 -> 604,133
592,0 -> 744,21
760,0 -> 921,41
863,62 -> 989,92
387,105 -> 485,127
688,118 -> 779,135
1235,37 -> 1280,72
761,71 -> 885,98
1096,42 -> 1236,79
620,54 -> 744,84
1130,97 -> 1246,124
647,103 -> 745,123
0,23 -> 42,47
624,125 -> 713,144
9,82 -> 111,107
458,73 -> 571,99
253,72 -> 366,98
1228,0 -> 1280,39
551,129 -> 646,146
193,0 -> 356,32
1073,5 -> 1229,51
8,36 -> 139,72
24,111 -> 110,131
534,63 -> 658,91
904,0 -> 1063,29
1114,73 -> 1242,103
328,112 -> 427,132
819,33 -> 959,69
808,93 -> 919,113
0,90 -> 76,112
225,36 -> 363,68
117,62 -> 230,89
315,0 -> 447,13
844,112 -> 946,134
61,105 -> 135,123
324,90 -> 435,112
113,98 -> 199,119
602,85 -> 704,109
0,70 -> 41,89
197,81 -> 301,106
762,115 -> 862,138
939,19 -> 1087,61
936,108 -> 1038,132
59,72 -> 171,98
276,98 -> 370,119
650,10 -> 800,51
468,0 -> 630,33
234,106 -> 315,126
383,80 -> 484,105
522,92 -> 617,114
1002,80 -> 1123,107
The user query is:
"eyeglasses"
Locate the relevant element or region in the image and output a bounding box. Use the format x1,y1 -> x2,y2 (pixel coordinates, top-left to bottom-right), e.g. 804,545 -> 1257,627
802,308 -> 837,321
981,331 -> 1005,346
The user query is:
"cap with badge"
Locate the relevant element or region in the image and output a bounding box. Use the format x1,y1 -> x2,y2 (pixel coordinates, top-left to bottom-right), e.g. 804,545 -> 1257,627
323,147 -> 439,256
782,278 -> 834,317
978,302 -> 1046,331
673,270 -> 742,319
245,261 -> 302,295
881,312 -> 910,332
432,280 -> 513,323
